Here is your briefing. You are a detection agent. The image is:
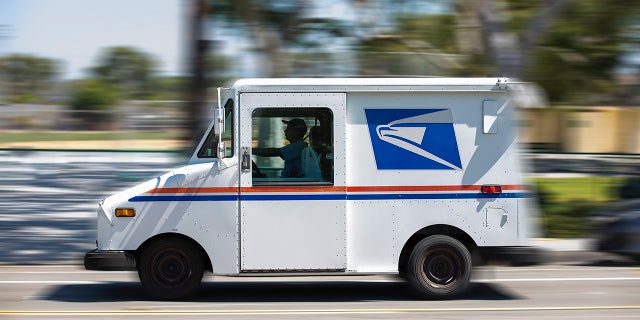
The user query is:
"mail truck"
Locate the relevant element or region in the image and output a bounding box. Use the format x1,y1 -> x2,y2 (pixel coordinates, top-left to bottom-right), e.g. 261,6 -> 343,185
85,78 -> 536,299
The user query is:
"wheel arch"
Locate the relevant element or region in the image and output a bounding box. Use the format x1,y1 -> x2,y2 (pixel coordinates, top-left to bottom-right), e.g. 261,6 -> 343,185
136,232 -> 213,272
398,224 -> 479,274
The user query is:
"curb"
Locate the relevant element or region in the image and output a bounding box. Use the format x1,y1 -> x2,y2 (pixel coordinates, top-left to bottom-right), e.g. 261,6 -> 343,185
540,249 -> 611,264
532,238 -> 597,264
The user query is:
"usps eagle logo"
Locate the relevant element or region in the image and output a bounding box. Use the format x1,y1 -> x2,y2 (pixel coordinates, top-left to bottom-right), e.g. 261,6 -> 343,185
365,109 -> 462,170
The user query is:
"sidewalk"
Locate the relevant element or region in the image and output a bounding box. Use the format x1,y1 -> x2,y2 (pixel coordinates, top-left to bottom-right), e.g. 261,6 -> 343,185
532,238 -> 593,252
531,238 -> 628,265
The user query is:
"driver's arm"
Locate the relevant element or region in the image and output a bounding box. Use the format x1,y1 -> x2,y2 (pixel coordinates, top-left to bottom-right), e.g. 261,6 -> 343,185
253,147 -> 282,158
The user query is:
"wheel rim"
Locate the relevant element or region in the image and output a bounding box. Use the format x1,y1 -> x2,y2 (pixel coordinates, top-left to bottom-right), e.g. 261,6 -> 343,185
151,248 -> 191,288
421,246 -> 460,287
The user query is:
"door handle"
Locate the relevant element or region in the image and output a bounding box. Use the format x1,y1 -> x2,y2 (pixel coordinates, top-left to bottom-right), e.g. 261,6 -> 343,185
241,147 -> 251,173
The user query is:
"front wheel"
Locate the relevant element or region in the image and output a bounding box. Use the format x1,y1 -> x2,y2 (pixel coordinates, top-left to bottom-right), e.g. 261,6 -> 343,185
406,235 -> 472,299
138,237 -> 204,300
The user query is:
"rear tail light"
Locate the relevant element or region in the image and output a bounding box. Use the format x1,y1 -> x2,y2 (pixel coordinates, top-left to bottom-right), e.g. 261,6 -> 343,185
481,185 -> 502,194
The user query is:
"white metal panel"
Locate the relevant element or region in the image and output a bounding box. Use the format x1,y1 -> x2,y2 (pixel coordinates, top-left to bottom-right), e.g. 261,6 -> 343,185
391,198 -> 518,248
346,200 -> 396,272
241,200 -> 346,270
233,78 -> 510,93
345,91 -> 518,187
106,160 -> 241,275
483,100 -> 499,134
344,89 -> 524,271
240,92 -> 347,109
239,92 -> 348,271
348,199 -> 520,272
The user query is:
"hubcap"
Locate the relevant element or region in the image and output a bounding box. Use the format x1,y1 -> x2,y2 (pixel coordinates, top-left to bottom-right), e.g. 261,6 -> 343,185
422,247 -> 460,287
153,250 -> 190,287
425,253 -> 456,284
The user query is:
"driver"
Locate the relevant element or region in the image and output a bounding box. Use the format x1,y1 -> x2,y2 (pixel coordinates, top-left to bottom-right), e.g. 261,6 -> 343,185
253,118 -> 308,177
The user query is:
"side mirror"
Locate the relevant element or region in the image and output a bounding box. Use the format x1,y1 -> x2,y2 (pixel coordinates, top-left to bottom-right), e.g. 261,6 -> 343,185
214,108 -> 225,135
217,140 -> 226,159
213,87 -> 225,135
213,87 -> 227,159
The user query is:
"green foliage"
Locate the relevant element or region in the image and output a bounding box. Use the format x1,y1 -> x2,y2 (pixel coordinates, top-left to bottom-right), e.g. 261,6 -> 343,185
91,46 -> 157,100
0,54 -> 61,100
211,0 -> 305,33
521,0 -> 640,103
9,94 -> 40,104
395,13 -> 458,52
356,13 -> 460,76
70,79 -> 118,111
531,177 -> 624,238
148,76 -> 188,101
541,199 -> 596,238
69,79 -> 119,129
210,0 -> 356,77
88,46 -> 231,101
359,0 -> 639,103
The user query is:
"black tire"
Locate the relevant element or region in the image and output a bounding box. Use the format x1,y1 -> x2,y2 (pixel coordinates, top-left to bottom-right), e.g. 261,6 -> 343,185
138,237 -> 204,300
406,235 -> 472,299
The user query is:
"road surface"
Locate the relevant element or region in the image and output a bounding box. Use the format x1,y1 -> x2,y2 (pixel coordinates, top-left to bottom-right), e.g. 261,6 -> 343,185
0,264 -> 638,319
0,150 -> 179,264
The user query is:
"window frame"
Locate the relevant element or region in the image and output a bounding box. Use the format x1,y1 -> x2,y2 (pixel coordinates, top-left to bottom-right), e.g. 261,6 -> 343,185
251,107 -> 334,185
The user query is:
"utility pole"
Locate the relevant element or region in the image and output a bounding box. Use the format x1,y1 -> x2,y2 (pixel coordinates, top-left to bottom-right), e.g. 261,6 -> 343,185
186,0 -> 209,145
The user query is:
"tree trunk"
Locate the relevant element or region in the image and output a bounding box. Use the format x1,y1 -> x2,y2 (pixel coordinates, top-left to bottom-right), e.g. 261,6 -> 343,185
455,0 -> 569,78
186,0 -> 210,146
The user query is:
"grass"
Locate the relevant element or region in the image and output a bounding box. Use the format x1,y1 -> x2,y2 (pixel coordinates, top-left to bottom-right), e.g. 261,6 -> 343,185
529,177 -> 626,238
530,177 -> 622,203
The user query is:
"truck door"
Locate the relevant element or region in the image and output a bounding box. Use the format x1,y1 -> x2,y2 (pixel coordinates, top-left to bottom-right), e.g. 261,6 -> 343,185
238,92 -> 347,272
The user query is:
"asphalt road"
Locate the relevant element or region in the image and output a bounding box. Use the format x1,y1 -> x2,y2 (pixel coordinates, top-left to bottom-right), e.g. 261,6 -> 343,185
0,264 -> 638,319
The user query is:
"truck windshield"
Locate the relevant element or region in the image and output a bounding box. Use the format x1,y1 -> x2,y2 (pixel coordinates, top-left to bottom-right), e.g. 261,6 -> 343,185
197,99 -> 234,158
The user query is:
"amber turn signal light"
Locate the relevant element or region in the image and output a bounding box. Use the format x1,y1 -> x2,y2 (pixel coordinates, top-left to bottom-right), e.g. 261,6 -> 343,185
115,208 -> 136,217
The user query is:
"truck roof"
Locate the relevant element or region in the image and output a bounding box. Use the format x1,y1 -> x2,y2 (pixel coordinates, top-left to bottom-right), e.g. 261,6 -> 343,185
232,77 -> 511,92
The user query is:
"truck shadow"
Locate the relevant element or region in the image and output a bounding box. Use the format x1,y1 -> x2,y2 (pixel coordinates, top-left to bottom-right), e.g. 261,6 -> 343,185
40,281 -> 522,303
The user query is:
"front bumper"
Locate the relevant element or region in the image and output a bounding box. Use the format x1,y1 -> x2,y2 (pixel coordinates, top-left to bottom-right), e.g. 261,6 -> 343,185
84,249 -> 137,271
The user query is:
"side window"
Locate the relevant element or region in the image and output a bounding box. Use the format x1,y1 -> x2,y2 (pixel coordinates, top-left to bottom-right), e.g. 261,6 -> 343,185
251,108 -> 333,185
198,99 -> 234,158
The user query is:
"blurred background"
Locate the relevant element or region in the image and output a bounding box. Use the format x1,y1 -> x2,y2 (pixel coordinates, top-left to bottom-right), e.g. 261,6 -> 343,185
1,0 -> 640,263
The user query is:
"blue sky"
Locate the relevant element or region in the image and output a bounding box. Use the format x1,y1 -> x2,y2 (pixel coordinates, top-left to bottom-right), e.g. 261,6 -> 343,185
0,0 -> 182,79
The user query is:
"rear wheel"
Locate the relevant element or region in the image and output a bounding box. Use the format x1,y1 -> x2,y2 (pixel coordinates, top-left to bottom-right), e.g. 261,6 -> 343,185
407,235 -> 472,299
138,237 -> 204,300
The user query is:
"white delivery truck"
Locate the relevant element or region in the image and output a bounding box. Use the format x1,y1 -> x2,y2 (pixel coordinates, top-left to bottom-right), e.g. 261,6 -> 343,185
85,78 -> 537,300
